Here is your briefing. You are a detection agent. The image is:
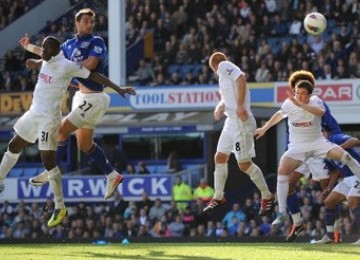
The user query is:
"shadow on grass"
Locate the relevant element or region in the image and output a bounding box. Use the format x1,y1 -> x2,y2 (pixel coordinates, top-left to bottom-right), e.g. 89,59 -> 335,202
247,243 -> 360,256
85,249 -> 232,260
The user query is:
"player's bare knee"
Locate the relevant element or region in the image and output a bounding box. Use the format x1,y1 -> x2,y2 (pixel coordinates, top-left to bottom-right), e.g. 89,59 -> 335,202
288,185 -> 296,195
347,197 -> 359,210
340,151 -> 352,164
8,136 -> 25,153
324,196 -> 336,209
277,166 -> 289,176
79,142 -> 94,154
239,161 -> 252,172
214,152 -> 228,164
42,157 -> 56,171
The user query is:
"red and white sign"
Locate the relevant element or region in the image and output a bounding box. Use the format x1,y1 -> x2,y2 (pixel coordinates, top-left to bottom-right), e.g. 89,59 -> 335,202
275,80 -> 357,105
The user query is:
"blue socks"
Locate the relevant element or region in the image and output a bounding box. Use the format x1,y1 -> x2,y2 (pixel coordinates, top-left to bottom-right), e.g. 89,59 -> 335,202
287,192 -> 300,214
351,207 -> 360,231
85,143 -> 113,175
325,208 -> 336,225
56,140 -> 69,164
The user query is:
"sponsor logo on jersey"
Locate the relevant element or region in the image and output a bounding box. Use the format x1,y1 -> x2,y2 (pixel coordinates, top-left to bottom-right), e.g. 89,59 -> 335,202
292,121 -> 312,127
39,73 -> 52,84
81,41 -> 90,48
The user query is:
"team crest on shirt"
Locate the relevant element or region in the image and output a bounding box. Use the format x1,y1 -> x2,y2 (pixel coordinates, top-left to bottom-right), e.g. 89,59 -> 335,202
71,48 -> 83,62
226,68 -> 233,75
81,41 -> 90,48
94,46 -> 102,53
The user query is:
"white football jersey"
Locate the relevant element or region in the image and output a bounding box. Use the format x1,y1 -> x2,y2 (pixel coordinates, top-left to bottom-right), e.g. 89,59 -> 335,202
217,60 -> 252,119
281,95 -> 324,144
30,52 -> 90,118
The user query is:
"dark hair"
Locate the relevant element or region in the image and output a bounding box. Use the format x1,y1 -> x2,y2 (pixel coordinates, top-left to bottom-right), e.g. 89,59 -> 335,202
44,36 -> 61,53
295,79 -> 314,94
75,8 -> 95,22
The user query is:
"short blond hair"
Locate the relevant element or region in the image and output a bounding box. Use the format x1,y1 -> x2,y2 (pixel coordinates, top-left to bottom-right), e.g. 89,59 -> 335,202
209,52 -> 227,71
75,8 -> 95,22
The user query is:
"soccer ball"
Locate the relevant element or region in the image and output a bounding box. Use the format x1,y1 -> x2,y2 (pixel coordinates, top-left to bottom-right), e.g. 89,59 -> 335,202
303,12 -> 327,36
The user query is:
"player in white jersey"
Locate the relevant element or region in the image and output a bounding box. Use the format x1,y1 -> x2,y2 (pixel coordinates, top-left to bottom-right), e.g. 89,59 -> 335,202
0,36 -> 135,227
285,71 -> 341,242
203,52 -> 274,216
254,70 -> 360,226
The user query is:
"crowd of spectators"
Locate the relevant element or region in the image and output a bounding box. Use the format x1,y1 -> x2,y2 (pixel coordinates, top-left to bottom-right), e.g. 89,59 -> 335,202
1,0 -> 360,91
0,0 -> 107,93
126,0 -> 360,86
0,177 -> 357,241
0,0 -> 44,31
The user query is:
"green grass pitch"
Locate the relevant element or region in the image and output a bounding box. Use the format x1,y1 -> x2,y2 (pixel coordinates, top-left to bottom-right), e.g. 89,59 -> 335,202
0,243 -> 359,260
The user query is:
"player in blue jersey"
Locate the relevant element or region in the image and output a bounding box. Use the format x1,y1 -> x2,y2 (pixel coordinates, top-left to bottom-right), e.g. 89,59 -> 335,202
313,128 -> 360,245
19,8 -> 136,199
285,70 -> 343,242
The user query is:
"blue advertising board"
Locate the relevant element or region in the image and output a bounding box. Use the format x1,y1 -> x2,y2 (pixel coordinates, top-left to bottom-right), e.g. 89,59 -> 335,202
0,175 -> 173,203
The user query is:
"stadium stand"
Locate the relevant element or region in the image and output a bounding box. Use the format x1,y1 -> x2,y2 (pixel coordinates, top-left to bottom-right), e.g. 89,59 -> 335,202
1,0 -> 359,89
0,0 -> 44,31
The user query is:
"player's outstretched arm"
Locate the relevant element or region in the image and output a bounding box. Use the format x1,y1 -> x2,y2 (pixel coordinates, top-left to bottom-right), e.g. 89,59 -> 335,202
254,110 -> 285,139
25,59 -> 42,70
19,34 -> 42,56
88,72 -> 136,98
339,136 -> 360,149
321,168 -> 341,199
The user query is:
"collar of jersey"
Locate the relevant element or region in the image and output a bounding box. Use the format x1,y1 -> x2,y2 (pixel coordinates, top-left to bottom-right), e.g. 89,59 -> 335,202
76,34 -> 93,40
46,51 -> 63,63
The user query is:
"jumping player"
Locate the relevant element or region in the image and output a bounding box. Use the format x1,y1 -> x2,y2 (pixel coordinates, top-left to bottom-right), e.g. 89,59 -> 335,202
19,8 -> 135,199
0,36 -> 134,227
203,52 -> 274,216
254,70 -> 360,226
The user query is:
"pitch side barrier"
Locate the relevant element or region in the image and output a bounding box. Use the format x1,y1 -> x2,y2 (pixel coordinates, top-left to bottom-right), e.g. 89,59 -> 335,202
0,165 -> 207,203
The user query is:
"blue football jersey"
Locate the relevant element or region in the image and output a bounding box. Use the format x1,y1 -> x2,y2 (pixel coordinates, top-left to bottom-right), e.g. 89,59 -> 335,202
61,34 -> 107,91
321,101 -> 342,135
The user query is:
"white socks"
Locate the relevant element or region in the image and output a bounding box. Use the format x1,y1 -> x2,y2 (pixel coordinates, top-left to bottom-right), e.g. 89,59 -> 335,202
334,219 -> 341,232
340,152 -> 360,179
277,175 -> 289,214
0,150 -> 21,181
48,166 -> 65,209
291,212 -> 302,226
214,163 -> 228,200
244,163 -> 272,199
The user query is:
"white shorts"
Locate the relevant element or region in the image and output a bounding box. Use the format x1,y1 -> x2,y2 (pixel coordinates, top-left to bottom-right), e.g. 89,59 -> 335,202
283,137 -> 338,163
217,116 -> 256,162
333,176 -> 360,198
295,157 -> 329,181
14,110 -> 60,151
67,91 -> 110,129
